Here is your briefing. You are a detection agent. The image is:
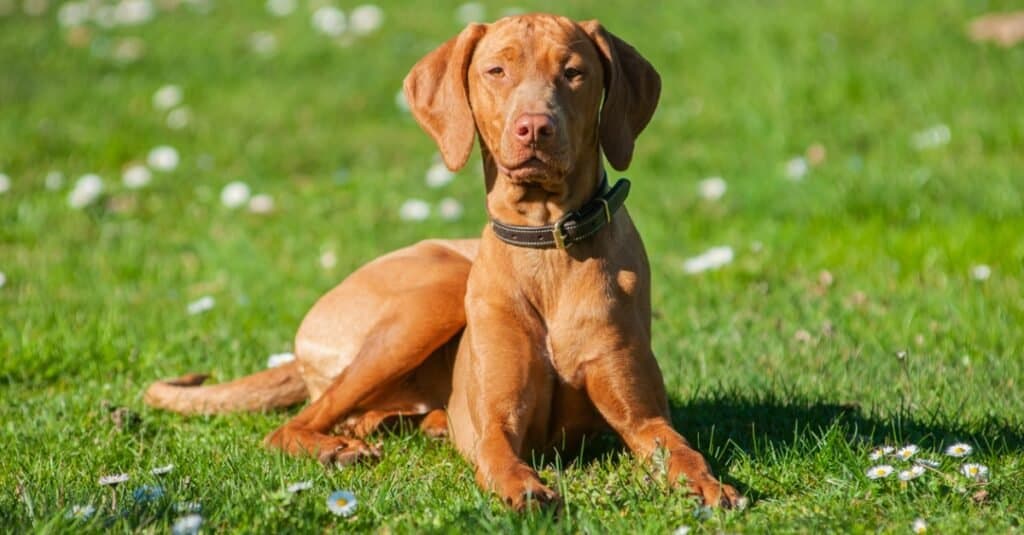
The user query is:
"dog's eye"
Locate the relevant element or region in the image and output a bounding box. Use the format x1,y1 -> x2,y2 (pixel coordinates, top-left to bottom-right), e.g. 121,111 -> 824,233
563,67 -> 583,81
487,66 -> 505,77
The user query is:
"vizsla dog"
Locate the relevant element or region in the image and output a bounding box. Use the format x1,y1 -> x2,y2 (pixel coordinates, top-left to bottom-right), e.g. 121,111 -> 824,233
145,13 -> 740,509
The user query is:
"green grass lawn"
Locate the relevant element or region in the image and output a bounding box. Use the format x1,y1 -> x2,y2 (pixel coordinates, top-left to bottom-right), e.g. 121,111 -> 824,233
2,0 -> 1023,532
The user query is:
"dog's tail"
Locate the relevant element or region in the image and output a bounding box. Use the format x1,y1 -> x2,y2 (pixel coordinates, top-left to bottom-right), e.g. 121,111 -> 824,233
143,360 -> 308,415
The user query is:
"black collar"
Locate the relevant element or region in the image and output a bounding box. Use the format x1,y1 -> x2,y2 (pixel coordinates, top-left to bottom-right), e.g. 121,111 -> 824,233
489,175 -> 631,250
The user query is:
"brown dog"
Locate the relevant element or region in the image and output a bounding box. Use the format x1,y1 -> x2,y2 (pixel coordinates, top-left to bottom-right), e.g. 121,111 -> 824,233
145,14 -> 740,510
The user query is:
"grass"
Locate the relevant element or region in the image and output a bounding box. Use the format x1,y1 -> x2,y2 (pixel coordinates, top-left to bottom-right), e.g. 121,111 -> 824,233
2,0 -> 1023,532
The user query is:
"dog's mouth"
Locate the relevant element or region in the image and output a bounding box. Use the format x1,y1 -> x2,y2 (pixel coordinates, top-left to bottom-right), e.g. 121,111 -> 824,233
498,155 -> 566,181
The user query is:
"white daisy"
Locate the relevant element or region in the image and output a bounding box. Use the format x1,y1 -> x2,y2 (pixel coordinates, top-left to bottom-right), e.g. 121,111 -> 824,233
286,480 -> 313,493
425,161 -> 455,188
45,170 -> 64,190
914,458 -> 941,468
438,197 -> 463,221
394,89 -> 409,112
112,37 -> 146,64
682,246 -> 734,274
697,176 -> 726,200
970,264 -> 991,281
894,445 -> 919,460
122,164 -> 152,189
248,31 -> 278,56
868,445 -> 895,461
166,107 -> 192,129
66,504 -> 96,520
68,174 -> 103,208
0,172 -> 9,193
945,443 -> 973,457
57,2 -> 90,27
171,514 -> 202,535
319,250 -> 337,269
98,473 -> 129,486
399,199 -> 430,221
267,352 -> 295,368
147,145 -> 180,172
911,518 -> 927,534
326,490 -> 357,517
186,295 -> 215,315
113,0 -> 153,26
455,2 -> 484,24
151,464 -> 174,476
220,181 -> 251,208
153,84 -> 183,110
265,0 -> 295,17
672,527 -> 691,535
866,464 -> 894,480
312,6 -> 346,37
248,193 -> 275,214
898,465 -> 926,481
349,4 -> 383,35
960,463 -> 989,480
911,124 -> 951,150
785,156 -> 808,180
0,271 -> 6,288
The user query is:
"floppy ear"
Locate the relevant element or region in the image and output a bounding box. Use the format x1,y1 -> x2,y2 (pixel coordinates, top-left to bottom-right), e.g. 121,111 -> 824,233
580,20 -> 661,171
403,24 -> 488,171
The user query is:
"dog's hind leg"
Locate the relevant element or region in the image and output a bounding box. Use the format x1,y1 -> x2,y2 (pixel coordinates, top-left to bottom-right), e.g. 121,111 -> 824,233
263,240 -> 472,466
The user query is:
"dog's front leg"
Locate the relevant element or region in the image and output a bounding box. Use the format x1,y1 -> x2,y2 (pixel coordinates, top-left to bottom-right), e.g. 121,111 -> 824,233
462,301 -> 561,511
582,345 -> 741,507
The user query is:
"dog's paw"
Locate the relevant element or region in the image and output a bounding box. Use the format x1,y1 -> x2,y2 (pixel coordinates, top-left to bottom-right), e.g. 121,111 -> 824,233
317,438 -> 382,468
686,477 -> 743,509
492,466 -> 562,512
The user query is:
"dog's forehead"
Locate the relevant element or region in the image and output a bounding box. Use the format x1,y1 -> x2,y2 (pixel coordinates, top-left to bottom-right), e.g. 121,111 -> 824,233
474,15 -> 593,64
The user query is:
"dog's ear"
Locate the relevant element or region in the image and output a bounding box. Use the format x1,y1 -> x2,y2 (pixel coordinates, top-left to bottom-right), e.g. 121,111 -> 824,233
580,20 -> 661,171
403,24 -> 488,172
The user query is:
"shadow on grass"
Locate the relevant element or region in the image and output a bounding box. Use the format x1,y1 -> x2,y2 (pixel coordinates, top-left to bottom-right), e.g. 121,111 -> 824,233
562,389 -> 1024,500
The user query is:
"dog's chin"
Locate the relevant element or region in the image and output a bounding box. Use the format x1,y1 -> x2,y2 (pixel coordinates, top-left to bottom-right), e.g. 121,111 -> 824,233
498,157 -> 568,184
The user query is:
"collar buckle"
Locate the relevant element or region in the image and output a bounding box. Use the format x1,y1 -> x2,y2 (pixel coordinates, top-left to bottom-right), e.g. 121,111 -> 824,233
552,212 -> 574,250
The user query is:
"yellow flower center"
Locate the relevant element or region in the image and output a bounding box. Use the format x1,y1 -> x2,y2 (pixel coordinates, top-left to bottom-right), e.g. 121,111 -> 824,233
336,498 -> 349,506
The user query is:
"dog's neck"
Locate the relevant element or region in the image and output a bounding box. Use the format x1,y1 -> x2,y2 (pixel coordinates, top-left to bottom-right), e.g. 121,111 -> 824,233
481,146 -> 604,227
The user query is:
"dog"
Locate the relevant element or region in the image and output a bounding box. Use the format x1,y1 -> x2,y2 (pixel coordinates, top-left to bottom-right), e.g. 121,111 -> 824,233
145,13 -> 740,510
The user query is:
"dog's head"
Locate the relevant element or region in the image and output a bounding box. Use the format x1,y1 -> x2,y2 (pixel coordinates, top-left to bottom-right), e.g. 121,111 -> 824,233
404,14 -> 660,189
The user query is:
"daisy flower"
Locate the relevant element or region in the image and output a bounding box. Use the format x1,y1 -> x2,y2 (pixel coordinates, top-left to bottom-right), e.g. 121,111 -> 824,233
914,458 -> 941,468
785,156 -> 808,180
220,181 -> 250,208
960,463 -> 989,481
866,465 -> 894,480
98,473 -> 129,486
326,490 -> 358,517
970,265 -> 991,281
438,197 -> 463,221
66,504 -> 96,520
697,176 -> 726,200
898,465 -> 926,481
267,352 -> 295,368
248,194 -> 275,214
425,161 -> 455,188
682,246 -> 734,274
287,480 -> 313,493
912,518 -> 927,534
186,295 -> 215,315
133,484 -> 165,503
0,172 -> 9,194
171,514 -> 202,535
945,443 -> 972,457
153,85 -> 183,111
672,527 -> 691,535
147,146 -> 180,172
894,445 -> 919,460
122,164 -> 152,189
868,446 -> 894,461
68,174 -> 104,208
312,6 -> 346,37
151,464 -> 174,476
349,4 -> 384,35
399,199 -> 430,221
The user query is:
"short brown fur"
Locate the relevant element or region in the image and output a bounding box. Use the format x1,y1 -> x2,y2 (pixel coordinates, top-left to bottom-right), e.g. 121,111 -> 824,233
144,14 -> 739,509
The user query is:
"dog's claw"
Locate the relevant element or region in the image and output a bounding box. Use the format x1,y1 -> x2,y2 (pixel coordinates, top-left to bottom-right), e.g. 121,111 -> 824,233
317,439 -> 382,467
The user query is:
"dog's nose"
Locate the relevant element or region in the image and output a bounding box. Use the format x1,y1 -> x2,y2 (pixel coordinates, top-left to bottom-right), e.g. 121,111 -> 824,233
513,113 -> 555,145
